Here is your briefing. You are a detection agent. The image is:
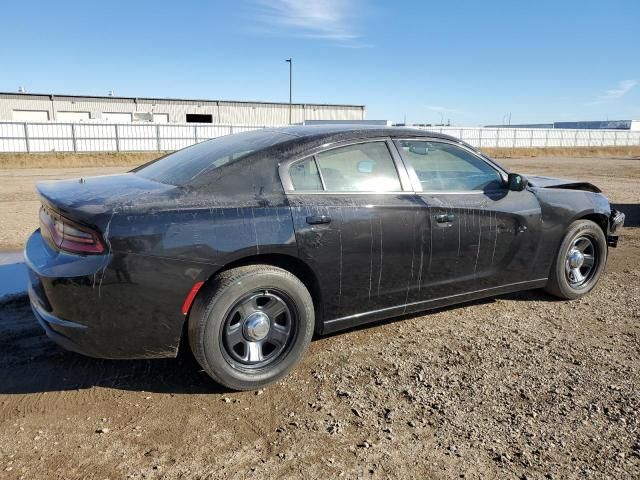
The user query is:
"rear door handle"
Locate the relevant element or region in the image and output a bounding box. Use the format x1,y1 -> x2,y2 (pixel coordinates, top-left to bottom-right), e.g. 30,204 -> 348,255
435,214 -> 454,223
306,215 -> 332,225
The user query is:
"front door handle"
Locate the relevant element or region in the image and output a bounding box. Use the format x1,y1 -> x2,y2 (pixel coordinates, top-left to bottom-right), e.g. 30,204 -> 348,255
306,215 -> 332,225
435,214 -> 454,223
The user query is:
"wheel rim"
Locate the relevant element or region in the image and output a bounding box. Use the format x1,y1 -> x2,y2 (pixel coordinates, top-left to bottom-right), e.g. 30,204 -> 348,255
565,235 -> 598,288
222,290 -> 295,369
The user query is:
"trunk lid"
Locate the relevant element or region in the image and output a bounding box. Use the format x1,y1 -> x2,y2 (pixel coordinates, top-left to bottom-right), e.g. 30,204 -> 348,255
36,173 -> 177,227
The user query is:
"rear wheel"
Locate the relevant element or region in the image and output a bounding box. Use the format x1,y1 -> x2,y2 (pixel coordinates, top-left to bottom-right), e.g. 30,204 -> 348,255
188,265 -> 314,391
545,219 -> 607,299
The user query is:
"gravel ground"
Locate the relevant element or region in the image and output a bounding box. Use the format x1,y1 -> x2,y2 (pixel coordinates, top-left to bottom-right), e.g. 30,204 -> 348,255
0,155 -> 638,479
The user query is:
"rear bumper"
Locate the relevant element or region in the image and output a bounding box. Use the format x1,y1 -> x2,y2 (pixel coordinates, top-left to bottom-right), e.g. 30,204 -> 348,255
25,230 -> 126,358
608,209 -> 625,248
29,287 -> 96,357
24,229 -> 197,360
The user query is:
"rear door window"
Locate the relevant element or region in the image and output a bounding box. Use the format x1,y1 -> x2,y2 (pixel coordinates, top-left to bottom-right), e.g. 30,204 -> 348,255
314,142 -> 402,192
290,157 -> 323,191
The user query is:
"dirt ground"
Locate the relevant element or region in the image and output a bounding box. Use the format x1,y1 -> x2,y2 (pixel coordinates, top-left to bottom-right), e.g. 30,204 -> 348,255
0,155 -> 639,479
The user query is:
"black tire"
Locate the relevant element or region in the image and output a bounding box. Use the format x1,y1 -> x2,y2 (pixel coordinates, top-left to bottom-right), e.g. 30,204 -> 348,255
545,219 -> 607,300
188,265 -> 314,391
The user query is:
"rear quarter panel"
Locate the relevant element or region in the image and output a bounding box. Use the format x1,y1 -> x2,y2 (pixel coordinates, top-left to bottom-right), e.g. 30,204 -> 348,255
93,198 -> 297,356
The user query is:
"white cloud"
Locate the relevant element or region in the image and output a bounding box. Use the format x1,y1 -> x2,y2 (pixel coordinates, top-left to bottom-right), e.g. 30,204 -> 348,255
249,0 -> 368,46
592,80 -> 637,104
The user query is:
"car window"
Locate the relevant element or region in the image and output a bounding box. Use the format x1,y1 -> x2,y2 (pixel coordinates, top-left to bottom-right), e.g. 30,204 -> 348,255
290,157 -> 323,191
395,140 -> 503,192
314,142 -> 402,192
134,129 -> 292,186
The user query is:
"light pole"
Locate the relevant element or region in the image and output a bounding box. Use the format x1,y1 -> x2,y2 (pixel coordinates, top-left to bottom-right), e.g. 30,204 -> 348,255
285,58 -> 292,124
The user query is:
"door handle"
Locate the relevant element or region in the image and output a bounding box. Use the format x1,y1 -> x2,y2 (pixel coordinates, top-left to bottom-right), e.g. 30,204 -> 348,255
435,214 -> 454,223
306,215 -> 332,225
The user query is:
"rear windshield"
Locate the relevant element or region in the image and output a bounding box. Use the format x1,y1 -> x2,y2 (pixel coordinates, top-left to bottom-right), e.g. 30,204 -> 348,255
134,129 -> 292,186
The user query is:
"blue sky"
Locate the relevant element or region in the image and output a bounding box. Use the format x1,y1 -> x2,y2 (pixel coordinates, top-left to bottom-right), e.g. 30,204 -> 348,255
1,0 -> 638,125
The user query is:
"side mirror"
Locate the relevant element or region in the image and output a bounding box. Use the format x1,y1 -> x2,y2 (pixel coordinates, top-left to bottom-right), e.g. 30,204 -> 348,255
507,173 -> 528,191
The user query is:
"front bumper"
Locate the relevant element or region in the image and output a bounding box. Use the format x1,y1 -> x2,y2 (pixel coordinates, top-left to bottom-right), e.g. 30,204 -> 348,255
607,209 -> 625,247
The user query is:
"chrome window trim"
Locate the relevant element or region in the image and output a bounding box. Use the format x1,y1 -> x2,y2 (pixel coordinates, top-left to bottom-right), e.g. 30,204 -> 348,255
419,190 -> 498,195
286,191 -> 417,196
279,137 -> 413,194
285,190 -> 495,196
392,137 -> 508,194
313,155 -> 328,190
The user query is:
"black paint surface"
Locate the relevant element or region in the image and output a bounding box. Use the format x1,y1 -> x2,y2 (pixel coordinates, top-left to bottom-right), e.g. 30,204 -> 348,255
24,126 -> 618,358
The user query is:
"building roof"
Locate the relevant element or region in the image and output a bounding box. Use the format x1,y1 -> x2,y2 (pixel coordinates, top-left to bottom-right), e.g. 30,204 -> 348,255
0,91 -> 365,109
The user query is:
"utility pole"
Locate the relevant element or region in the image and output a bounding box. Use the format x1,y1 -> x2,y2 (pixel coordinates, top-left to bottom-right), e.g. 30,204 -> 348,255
285,58 -> 292,124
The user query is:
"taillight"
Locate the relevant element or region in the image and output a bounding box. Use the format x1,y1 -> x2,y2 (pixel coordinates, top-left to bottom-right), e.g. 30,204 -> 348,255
39,206 -> 105,254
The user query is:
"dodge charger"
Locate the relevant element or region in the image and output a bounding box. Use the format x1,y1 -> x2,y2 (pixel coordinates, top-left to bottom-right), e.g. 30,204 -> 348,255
25,126 -> 625,390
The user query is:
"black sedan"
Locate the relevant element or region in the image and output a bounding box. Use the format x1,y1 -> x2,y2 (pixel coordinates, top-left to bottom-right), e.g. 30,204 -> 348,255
25,126 -> 625,390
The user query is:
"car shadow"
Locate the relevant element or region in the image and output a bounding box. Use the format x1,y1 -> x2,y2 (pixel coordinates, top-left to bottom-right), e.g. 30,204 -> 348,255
611,203 -> 639,227
0,296 -> 227,395
1,285 -> 562,396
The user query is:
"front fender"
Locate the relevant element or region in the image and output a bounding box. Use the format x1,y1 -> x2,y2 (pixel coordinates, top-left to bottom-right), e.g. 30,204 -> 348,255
531,187 -> 612,271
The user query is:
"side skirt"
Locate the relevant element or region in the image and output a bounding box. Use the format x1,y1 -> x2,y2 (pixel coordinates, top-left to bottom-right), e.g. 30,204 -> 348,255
321,278 -> 548,334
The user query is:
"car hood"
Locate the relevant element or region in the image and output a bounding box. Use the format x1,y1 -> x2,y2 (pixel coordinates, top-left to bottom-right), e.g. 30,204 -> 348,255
526,175 -> 602,193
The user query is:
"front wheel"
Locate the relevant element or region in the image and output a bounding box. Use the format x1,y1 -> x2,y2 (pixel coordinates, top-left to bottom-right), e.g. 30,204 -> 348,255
545,219 -> 607,300
188,265 -> 315,391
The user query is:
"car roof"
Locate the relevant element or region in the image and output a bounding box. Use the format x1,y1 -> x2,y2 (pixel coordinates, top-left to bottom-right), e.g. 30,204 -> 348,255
272,124 -> 460,143
185,125 -> 478,190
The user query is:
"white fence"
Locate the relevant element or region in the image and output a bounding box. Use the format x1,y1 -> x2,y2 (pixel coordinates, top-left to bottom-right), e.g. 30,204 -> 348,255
0,122 -> 265,153
418,126 -> 640,149
1,121 -> 639,153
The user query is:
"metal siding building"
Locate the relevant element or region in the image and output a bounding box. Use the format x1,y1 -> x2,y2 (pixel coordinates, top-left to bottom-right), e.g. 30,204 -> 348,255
485,120 -> 640,131
0,92 -> 365,125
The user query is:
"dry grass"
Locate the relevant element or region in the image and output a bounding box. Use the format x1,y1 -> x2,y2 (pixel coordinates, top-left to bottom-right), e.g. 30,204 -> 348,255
1,146 -> 640,169
0,152 -> 164,169
482,146 -> 640,159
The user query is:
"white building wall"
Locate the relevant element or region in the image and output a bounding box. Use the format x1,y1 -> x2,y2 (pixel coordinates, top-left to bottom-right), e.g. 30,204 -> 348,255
11,110 -> 50,121
0,93 -> 365,126
57,111 -> 91,121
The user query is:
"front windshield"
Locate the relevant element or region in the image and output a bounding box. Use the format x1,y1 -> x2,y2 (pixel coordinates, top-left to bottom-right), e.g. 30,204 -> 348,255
134,129 -> 292,186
